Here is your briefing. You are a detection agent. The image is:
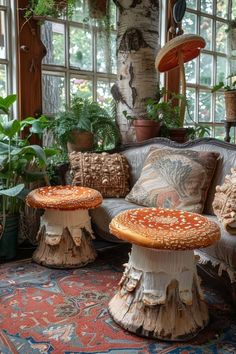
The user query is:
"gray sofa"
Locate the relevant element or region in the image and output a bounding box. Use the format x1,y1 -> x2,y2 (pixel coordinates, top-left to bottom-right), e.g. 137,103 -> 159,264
89,137 -> 236,305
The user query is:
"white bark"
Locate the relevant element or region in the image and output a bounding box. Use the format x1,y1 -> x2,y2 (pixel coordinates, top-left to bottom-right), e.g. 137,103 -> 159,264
114,0 -> 160,143
33,209 -> 96,268
109,245 -> 209,340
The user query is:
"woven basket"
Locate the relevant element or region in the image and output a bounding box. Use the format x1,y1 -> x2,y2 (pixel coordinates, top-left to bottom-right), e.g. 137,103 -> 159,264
224,90 -> 236,121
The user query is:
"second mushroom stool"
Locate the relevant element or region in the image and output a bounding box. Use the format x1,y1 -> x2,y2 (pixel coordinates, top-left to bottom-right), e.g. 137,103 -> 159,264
26,185 -> 102,268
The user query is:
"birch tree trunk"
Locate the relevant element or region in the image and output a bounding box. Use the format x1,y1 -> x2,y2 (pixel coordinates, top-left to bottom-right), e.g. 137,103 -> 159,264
113,0 -> 160,143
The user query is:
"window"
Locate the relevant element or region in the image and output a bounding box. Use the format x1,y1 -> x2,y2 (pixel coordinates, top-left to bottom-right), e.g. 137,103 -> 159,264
41,0 -> 117,116
0,0 -> 16,99
182,0 -> 236,140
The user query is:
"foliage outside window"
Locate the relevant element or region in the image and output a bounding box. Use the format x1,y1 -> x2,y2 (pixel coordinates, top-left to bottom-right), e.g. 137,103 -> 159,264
40,0 -> 117,116
182,0 -> 236,141
0,0 -> 15,100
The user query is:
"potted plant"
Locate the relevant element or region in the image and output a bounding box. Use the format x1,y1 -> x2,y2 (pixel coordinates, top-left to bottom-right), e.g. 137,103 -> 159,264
0,95 -> 57,261
226,18 -> 236,50
123,87 -> 165,142
211,73 -> 236,121
50,96 -> 121,152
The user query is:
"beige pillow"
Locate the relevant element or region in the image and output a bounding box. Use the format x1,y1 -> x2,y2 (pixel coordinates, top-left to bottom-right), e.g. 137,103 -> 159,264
69,151 -> 130,198
125,148 -> 219,213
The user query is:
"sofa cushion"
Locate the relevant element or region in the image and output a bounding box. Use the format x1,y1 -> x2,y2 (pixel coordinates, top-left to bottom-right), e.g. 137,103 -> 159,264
69,151 -> 130,198
125,148 -> 219,213
90,198 -> 142,242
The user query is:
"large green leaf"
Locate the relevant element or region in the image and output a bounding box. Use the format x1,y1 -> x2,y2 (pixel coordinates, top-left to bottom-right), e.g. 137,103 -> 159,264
0,119 -> 21,138
0,94 -> 17,114
0,184 -> 25,197
20,145 -> 47,164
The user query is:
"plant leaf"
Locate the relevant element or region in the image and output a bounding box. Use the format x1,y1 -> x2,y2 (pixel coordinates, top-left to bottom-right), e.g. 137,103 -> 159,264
0,184 -> 25,197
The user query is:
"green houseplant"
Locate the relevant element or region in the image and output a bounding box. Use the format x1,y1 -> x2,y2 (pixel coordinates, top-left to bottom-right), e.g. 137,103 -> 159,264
211,73 -> 236,121
51,96 -> 121,152
0,95 -> 57,260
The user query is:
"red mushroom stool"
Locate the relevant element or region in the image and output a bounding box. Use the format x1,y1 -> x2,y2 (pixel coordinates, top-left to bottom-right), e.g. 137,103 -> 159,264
26,185 -> 102,268
108,207 -> 220,341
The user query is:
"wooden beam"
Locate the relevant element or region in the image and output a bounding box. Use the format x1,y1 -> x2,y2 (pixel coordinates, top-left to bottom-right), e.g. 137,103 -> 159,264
17,0 -> 46,143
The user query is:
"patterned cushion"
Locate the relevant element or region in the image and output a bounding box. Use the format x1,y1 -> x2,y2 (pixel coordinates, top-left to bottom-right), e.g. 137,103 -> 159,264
125,148 -> 219,213
69,151 -> 130,198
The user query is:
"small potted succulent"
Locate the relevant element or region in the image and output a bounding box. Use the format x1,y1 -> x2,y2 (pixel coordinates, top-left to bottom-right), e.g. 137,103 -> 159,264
211,73 -> 236,121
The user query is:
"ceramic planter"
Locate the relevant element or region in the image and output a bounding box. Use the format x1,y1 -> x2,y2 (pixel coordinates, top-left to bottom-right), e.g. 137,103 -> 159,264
224,90 -> 236,121
67,130 -> 94,152
168,127 -> 189,143
0,215 -> 19,261
133,119 -> 161,142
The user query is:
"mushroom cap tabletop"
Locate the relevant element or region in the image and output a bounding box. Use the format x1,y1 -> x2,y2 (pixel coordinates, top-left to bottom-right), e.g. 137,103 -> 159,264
109,208 -> 220,250
155,34 -> 206,73
26,185 -> 103,210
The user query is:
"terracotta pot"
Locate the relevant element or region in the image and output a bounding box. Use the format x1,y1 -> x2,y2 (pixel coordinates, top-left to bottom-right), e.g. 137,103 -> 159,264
224,90 -> 236,121
133,119 -> 161,142
168,128 -> 189,143
88,0 -> 107,18
67,130 -> 94,153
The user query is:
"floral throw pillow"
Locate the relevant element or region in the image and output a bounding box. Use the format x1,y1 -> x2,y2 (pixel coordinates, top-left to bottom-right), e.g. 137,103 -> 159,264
125,148 -> 219,213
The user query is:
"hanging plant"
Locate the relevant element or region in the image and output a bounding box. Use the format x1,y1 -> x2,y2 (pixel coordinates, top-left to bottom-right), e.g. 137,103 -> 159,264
24,0 -> 76,19
87,0 -> 107,19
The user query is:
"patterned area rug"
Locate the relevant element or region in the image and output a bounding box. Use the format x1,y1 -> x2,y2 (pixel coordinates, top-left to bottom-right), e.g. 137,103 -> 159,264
0,245 -> 235,354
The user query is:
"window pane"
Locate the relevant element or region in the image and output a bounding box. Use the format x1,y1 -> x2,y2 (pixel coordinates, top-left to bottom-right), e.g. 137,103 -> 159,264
230,59 -> 236,74
186,88 -> 196,123
41,22 -> 65,66
217,0 -> 229,18
200,0 -> 213,14
216,21 -> 227,53
97,80 -> 114,111
0,64 -> 7,96
182,12 -> 197,34
216,56 -> 227,83
214,126 -> 225,140
199,91 -> 212,122
97,31 -> 116,74
232,0 -> 236,17
200,17 -> 212,50
0,11 -> 6,59
215,93 -> 225,122
71,0 -> 89,22
69,26 -> 92,70
42,74 -> 65,114
70,76 -> 93,100
186,59 -> 196,83
200,54 -> 213,86
187,0 -> 197,9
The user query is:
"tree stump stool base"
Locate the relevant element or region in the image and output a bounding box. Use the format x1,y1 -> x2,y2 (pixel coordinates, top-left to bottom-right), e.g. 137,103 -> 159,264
109,246 -> 208,341
26,186 -> 103,269
108,208 -> 220,341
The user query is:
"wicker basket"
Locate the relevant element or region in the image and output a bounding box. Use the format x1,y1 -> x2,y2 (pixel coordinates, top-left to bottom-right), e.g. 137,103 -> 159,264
224,90 -> 236,121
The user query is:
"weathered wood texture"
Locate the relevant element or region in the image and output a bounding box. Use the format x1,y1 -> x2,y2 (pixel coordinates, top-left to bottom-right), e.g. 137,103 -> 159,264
113,0 -> 159,143
17,0 -> 46,143
109,246 -> 209,341
33,209 -> 97,268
